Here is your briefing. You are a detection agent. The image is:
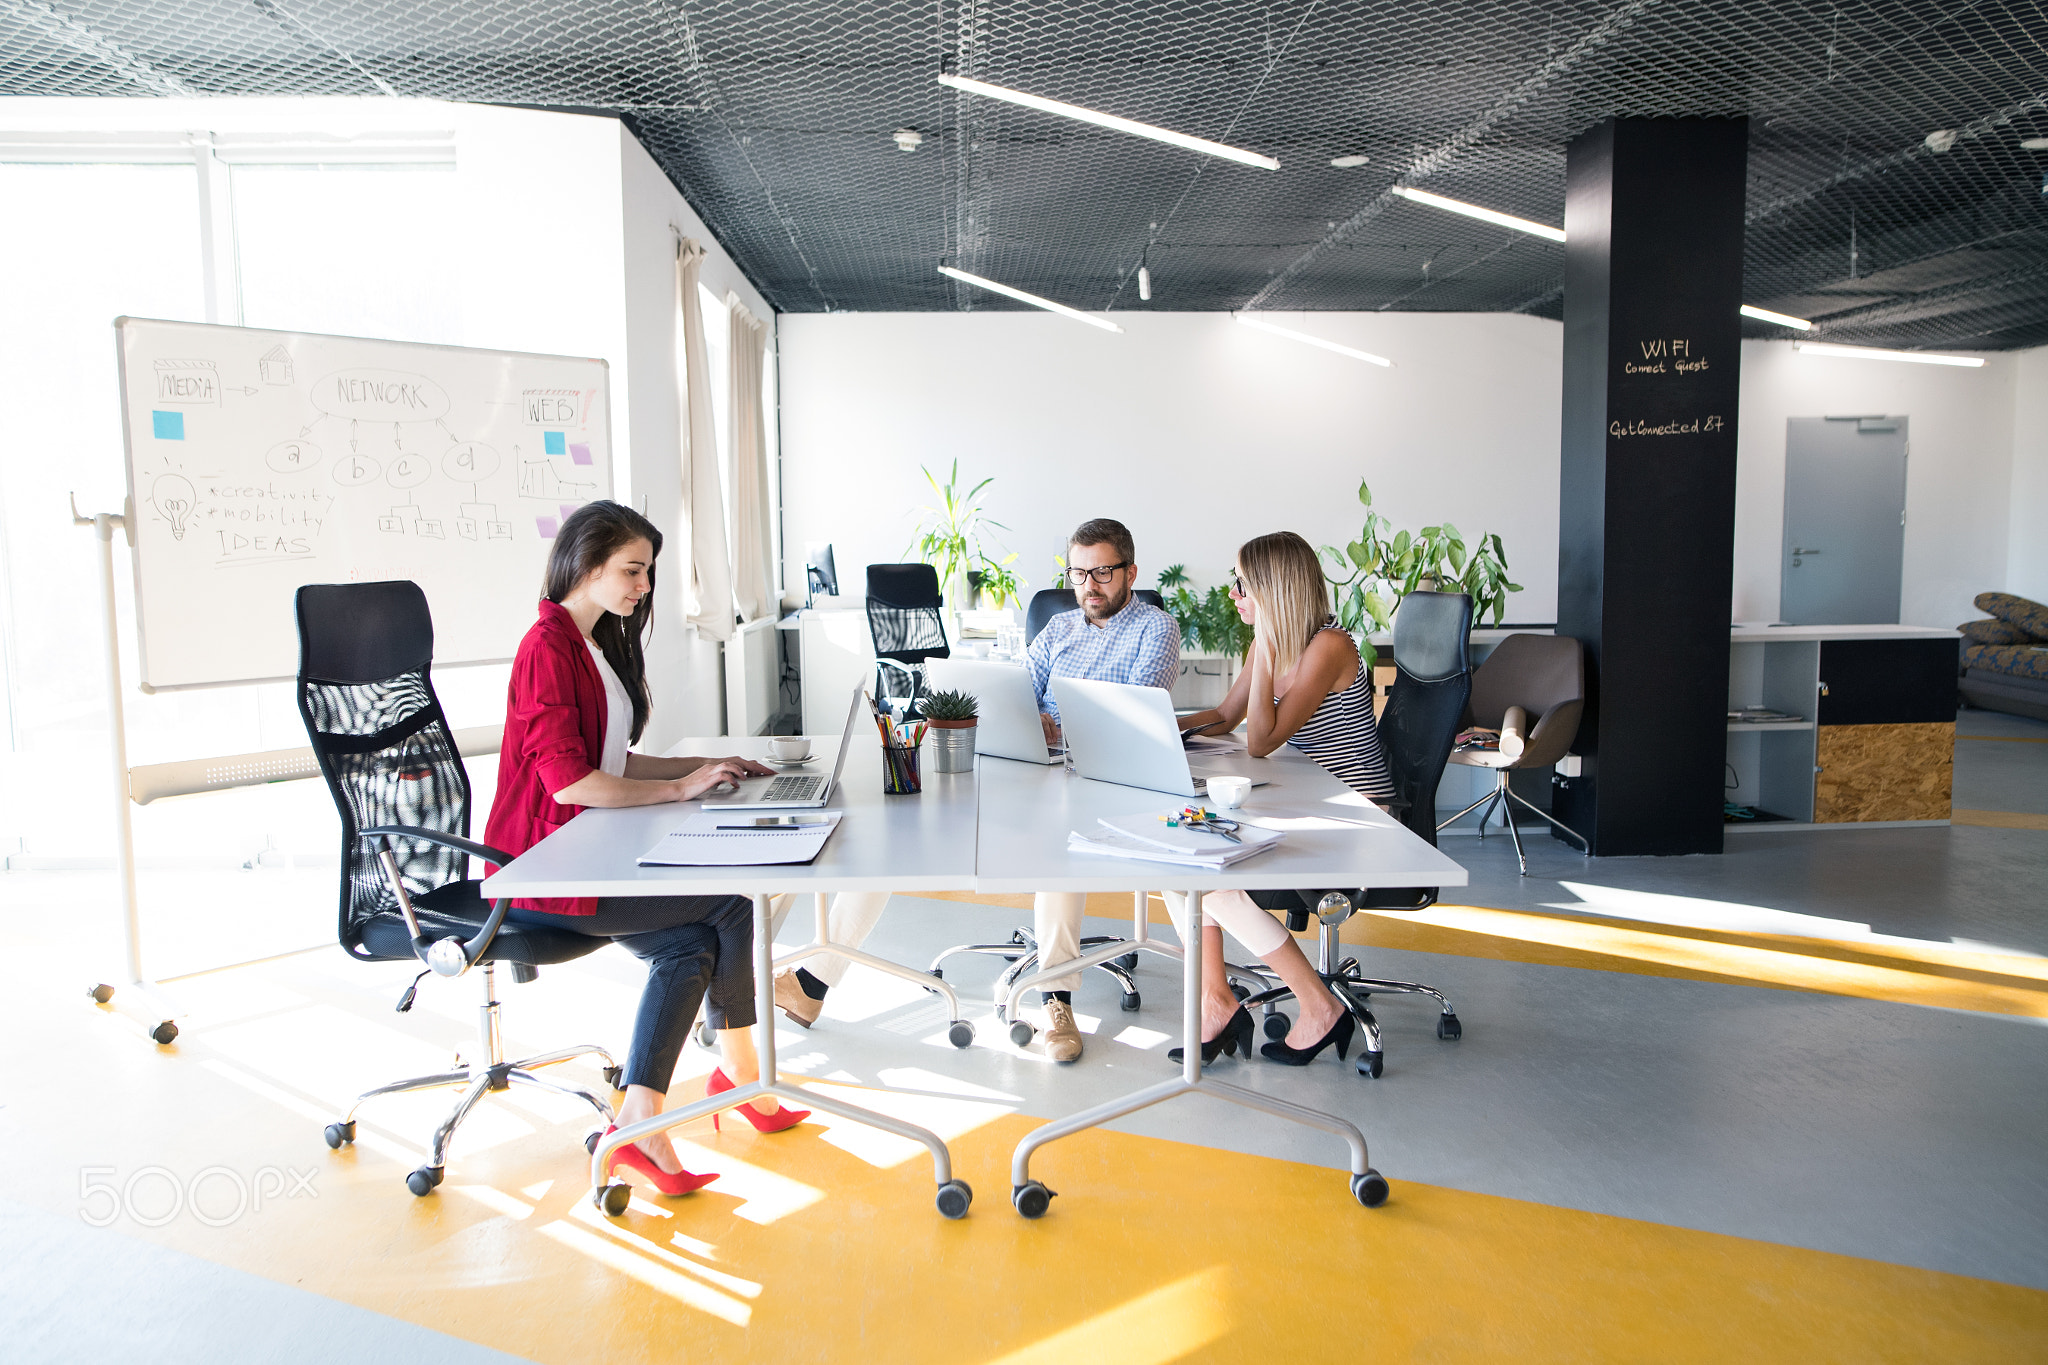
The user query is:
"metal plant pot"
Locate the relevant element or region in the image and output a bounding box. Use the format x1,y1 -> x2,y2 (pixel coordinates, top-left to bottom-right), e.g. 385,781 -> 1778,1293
928,720 -> 977,773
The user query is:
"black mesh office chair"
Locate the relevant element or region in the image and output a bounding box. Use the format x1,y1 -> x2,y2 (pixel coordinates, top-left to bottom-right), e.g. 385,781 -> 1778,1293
1236,591 -> 1473,1078
866,563 -> 950,711
926,585 -> 1171,1015
296,581 -> 622,1197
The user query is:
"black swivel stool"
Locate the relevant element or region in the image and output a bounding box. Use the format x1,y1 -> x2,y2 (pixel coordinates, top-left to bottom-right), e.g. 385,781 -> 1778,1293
296,580 -> 622,1198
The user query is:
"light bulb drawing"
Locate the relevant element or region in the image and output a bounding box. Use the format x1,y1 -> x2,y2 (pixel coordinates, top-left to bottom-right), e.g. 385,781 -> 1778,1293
151,473 -> 196,540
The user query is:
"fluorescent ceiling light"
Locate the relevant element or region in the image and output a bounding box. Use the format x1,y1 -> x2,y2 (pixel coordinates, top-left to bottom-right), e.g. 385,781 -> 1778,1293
937,265 -> 1122,332
1234,313 -> 1393,367
1739,304 -> 1812,331
1391,186 -> 1566,242
936,74 -> 1280,171
1795,342 -> 1984,368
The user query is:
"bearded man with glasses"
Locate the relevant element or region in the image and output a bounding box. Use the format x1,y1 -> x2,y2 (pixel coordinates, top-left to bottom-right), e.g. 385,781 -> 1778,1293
1019,517 -> 1181,1062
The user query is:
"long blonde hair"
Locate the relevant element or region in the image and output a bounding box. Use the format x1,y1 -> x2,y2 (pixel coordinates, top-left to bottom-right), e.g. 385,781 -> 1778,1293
1238,531 -> 1335,680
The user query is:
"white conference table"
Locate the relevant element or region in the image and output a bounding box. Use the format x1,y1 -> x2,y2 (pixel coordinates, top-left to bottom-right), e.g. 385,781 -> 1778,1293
481,734 -> 983,1219
486,730 -> 1469,1219
975,744 -> 1467,1213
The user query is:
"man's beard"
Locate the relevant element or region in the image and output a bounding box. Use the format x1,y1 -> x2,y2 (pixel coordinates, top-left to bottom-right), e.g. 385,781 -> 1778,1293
1082,579 -> 1132,621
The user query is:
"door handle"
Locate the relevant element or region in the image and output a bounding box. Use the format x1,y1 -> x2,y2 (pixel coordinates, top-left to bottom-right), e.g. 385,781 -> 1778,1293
1790,548 -> 1822,555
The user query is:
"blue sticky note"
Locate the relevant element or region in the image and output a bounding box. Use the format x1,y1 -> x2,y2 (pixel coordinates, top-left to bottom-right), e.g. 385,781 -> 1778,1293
544,431 -> 567,456
152,410 -> 185,440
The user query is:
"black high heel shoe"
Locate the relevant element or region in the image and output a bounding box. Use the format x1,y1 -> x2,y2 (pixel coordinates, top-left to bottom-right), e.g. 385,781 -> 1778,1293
1168,1006 -> 1254,1065
1260,1008 -> 1356,1066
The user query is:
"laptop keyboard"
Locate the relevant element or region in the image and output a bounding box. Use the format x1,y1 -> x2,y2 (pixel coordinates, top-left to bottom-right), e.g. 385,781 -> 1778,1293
761,774 -> 822,801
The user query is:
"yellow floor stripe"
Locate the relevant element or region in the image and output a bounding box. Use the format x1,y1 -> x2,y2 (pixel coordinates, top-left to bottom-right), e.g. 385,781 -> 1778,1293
1954,809 -> 2048,830
1958,734 -> 2048,743
913,893 -> 2048,1017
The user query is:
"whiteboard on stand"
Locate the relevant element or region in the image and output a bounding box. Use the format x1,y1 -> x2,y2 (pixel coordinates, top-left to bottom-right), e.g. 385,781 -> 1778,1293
114,317 -> 612,690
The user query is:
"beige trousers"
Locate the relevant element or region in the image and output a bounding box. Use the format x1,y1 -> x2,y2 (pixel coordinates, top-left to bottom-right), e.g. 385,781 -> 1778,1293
1031,892 -> 1087,994
1157,889 -> 1293,958
765,891 -> 891,989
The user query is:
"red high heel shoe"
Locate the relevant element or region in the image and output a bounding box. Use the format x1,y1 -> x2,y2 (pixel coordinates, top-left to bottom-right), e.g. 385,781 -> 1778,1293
706,1067 -> 809,1133
600,1126 -> 719,1195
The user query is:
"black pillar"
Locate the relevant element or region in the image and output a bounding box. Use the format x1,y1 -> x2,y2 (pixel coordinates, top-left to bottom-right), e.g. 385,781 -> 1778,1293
1551,117 -> 1748,857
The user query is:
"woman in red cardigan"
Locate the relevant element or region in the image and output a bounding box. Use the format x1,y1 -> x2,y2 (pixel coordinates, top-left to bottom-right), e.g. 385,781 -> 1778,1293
486,501 -> 804,1196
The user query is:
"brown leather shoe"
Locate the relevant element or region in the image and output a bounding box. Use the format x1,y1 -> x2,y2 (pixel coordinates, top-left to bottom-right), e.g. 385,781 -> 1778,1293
1042,999 -> 1083,1063
773,970 -> 822,1028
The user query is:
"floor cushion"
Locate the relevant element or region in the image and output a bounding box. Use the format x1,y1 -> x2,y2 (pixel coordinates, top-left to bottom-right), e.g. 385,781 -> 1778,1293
1960,618 -> 2035,645
1962,640 -> 2048,681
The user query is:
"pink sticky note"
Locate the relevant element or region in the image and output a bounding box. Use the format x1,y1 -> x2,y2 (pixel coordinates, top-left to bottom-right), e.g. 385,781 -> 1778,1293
537,516 -> 559,539
569,442 -> 593,465
559,504 -> 578,522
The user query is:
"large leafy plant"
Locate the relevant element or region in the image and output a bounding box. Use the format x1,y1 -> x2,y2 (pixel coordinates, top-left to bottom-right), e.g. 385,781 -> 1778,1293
1320,480 -> 1521,634
906,460 -> 1024,609
1156,565 -> 1255,658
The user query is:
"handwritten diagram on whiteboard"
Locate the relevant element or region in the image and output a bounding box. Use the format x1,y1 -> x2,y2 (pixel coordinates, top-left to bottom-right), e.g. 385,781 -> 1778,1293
116,318 -> 612,690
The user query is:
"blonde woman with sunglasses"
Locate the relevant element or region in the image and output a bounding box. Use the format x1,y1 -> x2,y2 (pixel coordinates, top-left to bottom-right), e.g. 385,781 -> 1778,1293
1166,531 -> 1394,1067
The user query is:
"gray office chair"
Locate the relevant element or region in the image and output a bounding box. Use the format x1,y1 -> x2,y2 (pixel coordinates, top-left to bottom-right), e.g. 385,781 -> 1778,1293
1438,633 -> 1588,874
924,584 -> 1169,1016
296,581 -> 622,1197
1233,591 -> 1474,1078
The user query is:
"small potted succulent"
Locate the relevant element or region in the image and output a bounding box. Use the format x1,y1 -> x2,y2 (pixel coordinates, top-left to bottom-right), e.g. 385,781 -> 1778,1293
921,688 -> 979,773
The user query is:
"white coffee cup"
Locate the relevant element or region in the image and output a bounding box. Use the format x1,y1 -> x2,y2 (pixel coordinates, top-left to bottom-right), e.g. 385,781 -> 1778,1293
769,736 -> 812,762
1206,775 -> 1251,810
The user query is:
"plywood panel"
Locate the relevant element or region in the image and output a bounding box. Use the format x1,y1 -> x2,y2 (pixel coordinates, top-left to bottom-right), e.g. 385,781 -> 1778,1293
1814,722 -> 1953,823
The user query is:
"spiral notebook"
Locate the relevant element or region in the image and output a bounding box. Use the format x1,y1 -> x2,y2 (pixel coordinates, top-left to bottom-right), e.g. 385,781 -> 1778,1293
637,811 -> 844,866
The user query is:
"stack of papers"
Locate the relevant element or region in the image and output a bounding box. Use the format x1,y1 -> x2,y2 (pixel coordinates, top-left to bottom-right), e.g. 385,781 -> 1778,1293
638,811 -> 843,867
1067,812 -> 1284,869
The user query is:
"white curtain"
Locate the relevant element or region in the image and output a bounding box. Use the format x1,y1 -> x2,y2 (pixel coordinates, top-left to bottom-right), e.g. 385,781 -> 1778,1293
676,239 -> 733,641
727,293 -> 774,623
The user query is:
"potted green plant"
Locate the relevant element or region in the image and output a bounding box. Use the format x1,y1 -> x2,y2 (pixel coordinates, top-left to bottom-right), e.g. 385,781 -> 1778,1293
1319,480 -> 1521,666
906,461 -> 1026,612
921,687 -> 979,773
1156,565 -> 1254,659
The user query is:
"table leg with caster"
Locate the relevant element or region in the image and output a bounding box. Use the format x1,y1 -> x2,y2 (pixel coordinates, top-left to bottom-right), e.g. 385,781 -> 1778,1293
1007,889 -> 1389,1215
775,893 -> 977,1047
592,893 -> 970,1219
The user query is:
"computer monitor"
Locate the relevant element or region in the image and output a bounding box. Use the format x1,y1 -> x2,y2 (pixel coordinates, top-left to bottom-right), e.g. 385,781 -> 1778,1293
805,542 -> 839,599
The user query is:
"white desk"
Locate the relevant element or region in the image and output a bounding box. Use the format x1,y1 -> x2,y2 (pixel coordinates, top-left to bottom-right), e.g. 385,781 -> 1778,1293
974,745 -> 1467,1214
482,735 -> 982,1219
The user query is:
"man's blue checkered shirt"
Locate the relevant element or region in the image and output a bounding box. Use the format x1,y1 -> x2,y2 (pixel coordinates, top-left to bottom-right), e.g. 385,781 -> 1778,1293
1027,597 -> 1182,720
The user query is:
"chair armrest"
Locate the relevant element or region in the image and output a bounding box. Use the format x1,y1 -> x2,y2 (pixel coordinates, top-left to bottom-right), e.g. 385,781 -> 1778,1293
1516,699 -> 1582,769
357,826 -> 518,972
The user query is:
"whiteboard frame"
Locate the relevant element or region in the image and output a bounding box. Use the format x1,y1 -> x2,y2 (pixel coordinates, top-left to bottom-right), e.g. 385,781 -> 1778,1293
113,317 -> 612,692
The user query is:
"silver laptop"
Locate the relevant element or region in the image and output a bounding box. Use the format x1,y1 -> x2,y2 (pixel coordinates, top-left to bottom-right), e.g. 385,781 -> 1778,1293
923,657 -> 1059,764
1050,676 -> 1266,797
703,682 -> 863,809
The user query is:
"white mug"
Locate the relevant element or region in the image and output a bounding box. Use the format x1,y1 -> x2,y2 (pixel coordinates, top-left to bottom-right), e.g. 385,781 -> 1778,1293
769,736 -> 812,762
1206,775 -> 1251,810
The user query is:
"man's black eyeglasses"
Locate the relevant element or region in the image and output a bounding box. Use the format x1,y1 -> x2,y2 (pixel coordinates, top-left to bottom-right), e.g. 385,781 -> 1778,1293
1065,563 -> 1131,586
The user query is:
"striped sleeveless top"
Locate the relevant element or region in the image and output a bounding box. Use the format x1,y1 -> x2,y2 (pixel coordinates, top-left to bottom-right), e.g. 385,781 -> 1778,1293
1281,622 -> 1395,800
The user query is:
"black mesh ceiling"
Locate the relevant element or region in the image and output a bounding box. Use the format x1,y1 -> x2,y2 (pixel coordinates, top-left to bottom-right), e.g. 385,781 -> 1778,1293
6,1 -> 2047,349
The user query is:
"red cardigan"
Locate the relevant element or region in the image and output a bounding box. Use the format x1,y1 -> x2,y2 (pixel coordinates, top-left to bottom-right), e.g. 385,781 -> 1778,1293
484,600 -> 610,915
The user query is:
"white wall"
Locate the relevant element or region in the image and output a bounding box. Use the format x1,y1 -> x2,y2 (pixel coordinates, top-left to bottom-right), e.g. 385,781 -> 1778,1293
778,311 -> 1565,623
2008,346 -> 2048,606
1734,340 -> 2017,628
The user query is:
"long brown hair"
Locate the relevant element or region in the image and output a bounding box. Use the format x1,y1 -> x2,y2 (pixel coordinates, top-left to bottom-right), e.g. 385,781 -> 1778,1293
1237,530 -> 1335,680
545,501 -> 661,743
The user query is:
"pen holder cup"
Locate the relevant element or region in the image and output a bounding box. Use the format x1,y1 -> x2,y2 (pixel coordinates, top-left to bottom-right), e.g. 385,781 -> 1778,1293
882,739 -> 924,795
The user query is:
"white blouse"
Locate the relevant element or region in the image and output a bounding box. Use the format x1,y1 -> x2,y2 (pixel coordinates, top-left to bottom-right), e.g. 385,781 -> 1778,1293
585,641 -> 632,778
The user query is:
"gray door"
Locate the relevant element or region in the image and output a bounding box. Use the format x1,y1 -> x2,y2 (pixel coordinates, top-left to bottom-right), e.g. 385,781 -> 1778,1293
1781,416 -> 1907,625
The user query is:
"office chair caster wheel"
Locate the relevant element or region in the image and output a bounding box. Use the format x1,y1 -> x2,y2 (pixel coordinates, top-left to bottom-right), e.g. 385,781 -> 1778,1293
598,1181 -> 632,1218
1351,1170 -> 1389,1208
88,983 -> 115,1004
150,1020 -> 179,1045
323,1121 -> 356,1149
584,1130 -> 602,1155
1357,1050 -> 1384,1079
1436,1013 -> 1462,1041
405,1166 -> 443,1197
948,1019 -> 976,1049
698,1020 -> 717,1049
1263,1012 -> 1290,1041
935,1179 -> 973,1219
602,1065 -> 625,1090
929,968 -> 944,980
1008,1020 -> 1035,1047
1119,991 -> 1141,1012
1012,1181 -> 1054,1219
1114,952 -> 1138,973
